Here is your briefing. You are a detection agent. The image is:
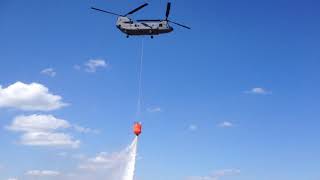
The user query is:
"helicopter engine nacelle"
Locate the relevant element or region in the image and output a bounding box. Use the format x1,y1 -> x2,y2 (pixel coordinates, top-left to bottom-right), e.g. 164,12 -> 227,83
116,17 -> 132,26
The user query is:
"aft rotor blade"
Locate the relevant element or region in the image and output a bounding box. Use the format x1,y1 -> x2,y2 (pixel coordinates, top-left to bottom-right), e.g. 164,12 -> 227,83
165,2 -> 171,20
125,3 -> 148,16
91,7 -> 122,16
141,23 -> 152,29
169,20 -> 191,29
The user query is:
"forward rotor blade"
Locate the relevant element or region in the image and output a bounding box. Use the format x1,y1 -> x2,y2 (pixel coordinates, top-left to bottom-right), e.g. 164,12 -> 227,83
168,20 -> 191,29
165,2 -> 171,20
125,3 -> 148,16
137,19 -> 162,22
91,7 -> 122,16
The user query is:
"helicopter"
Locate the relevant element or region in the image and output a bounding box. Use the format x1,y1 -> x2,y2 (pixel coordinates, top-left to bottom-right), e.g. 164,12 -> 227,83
91,2 -> 190,38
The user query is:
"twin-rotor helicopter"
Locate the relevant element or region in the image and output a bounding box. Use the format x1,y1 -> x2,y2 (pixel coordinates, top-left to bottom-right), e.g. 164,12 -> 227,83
91,2 -> 190,38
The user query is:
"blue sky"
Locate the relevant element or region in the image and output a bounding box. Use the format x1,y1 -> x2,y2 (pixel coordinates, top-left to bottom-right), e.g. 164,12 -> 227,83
1,0 -> 320,179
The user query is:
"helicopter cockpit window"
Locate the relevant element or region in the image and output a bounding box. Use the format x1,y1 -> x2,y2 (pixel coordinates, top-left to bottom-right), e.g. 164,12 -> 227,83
159,24 -> 163,27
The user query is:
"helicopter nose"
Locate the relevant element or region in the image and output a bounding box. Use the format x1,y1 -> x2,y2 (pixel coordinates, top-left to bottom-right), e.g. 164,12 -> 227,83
169,26 -> 174,32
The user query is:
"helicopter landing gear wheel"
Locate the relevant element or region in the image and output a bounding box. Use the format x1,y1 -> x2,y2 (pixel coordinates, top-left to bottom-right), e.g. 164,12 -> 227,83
151,36 -> 154,39
126,35 -> 129,38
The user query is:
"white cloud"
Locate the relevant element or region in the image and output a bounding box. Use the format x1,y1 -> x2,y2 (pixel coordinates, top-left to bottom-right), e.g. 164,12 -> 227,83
188,124 -> 198,131
41,68 -> 56,77
85,59 -> 108,72
147,107 -> 162,113
7,114 -> 70,132
79,151 -> 127,171
0,82 -> 67,111
218,121 -> 234,128
20,131 -> 80,148
7,178 -> 18,180
245,87 -> 271,95
73,125 -> 100,134
186,169 -> 240,180
212,169 -> 241,176
7,114 -> 80,148
57,152 -> 87,160
26,170 -> 60,176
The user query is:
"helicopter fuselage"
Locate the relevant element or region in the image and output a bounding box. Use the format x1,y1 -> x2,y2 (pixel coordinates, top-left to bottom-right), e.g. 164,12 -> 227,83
91,2 -> 189,37
116,17 -> 173,36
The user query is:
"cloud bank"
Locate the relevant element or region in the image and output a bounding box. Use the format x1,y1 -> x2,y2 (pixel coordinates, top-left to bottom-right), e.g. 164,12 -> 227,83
85,59 -> 108,72
245,87 -> 271,95
41,68 -> 56,77
0,82 -> 67,111
187,169 -> 240,180
7,114 -> 80,148
218,121 -> 234,128
26,170 -> 60,176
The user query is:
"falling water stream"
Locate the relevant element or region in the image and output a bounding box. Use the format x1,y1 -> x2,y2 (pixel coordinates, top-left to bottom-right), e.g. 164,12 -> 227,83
122,136 -> 138,180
